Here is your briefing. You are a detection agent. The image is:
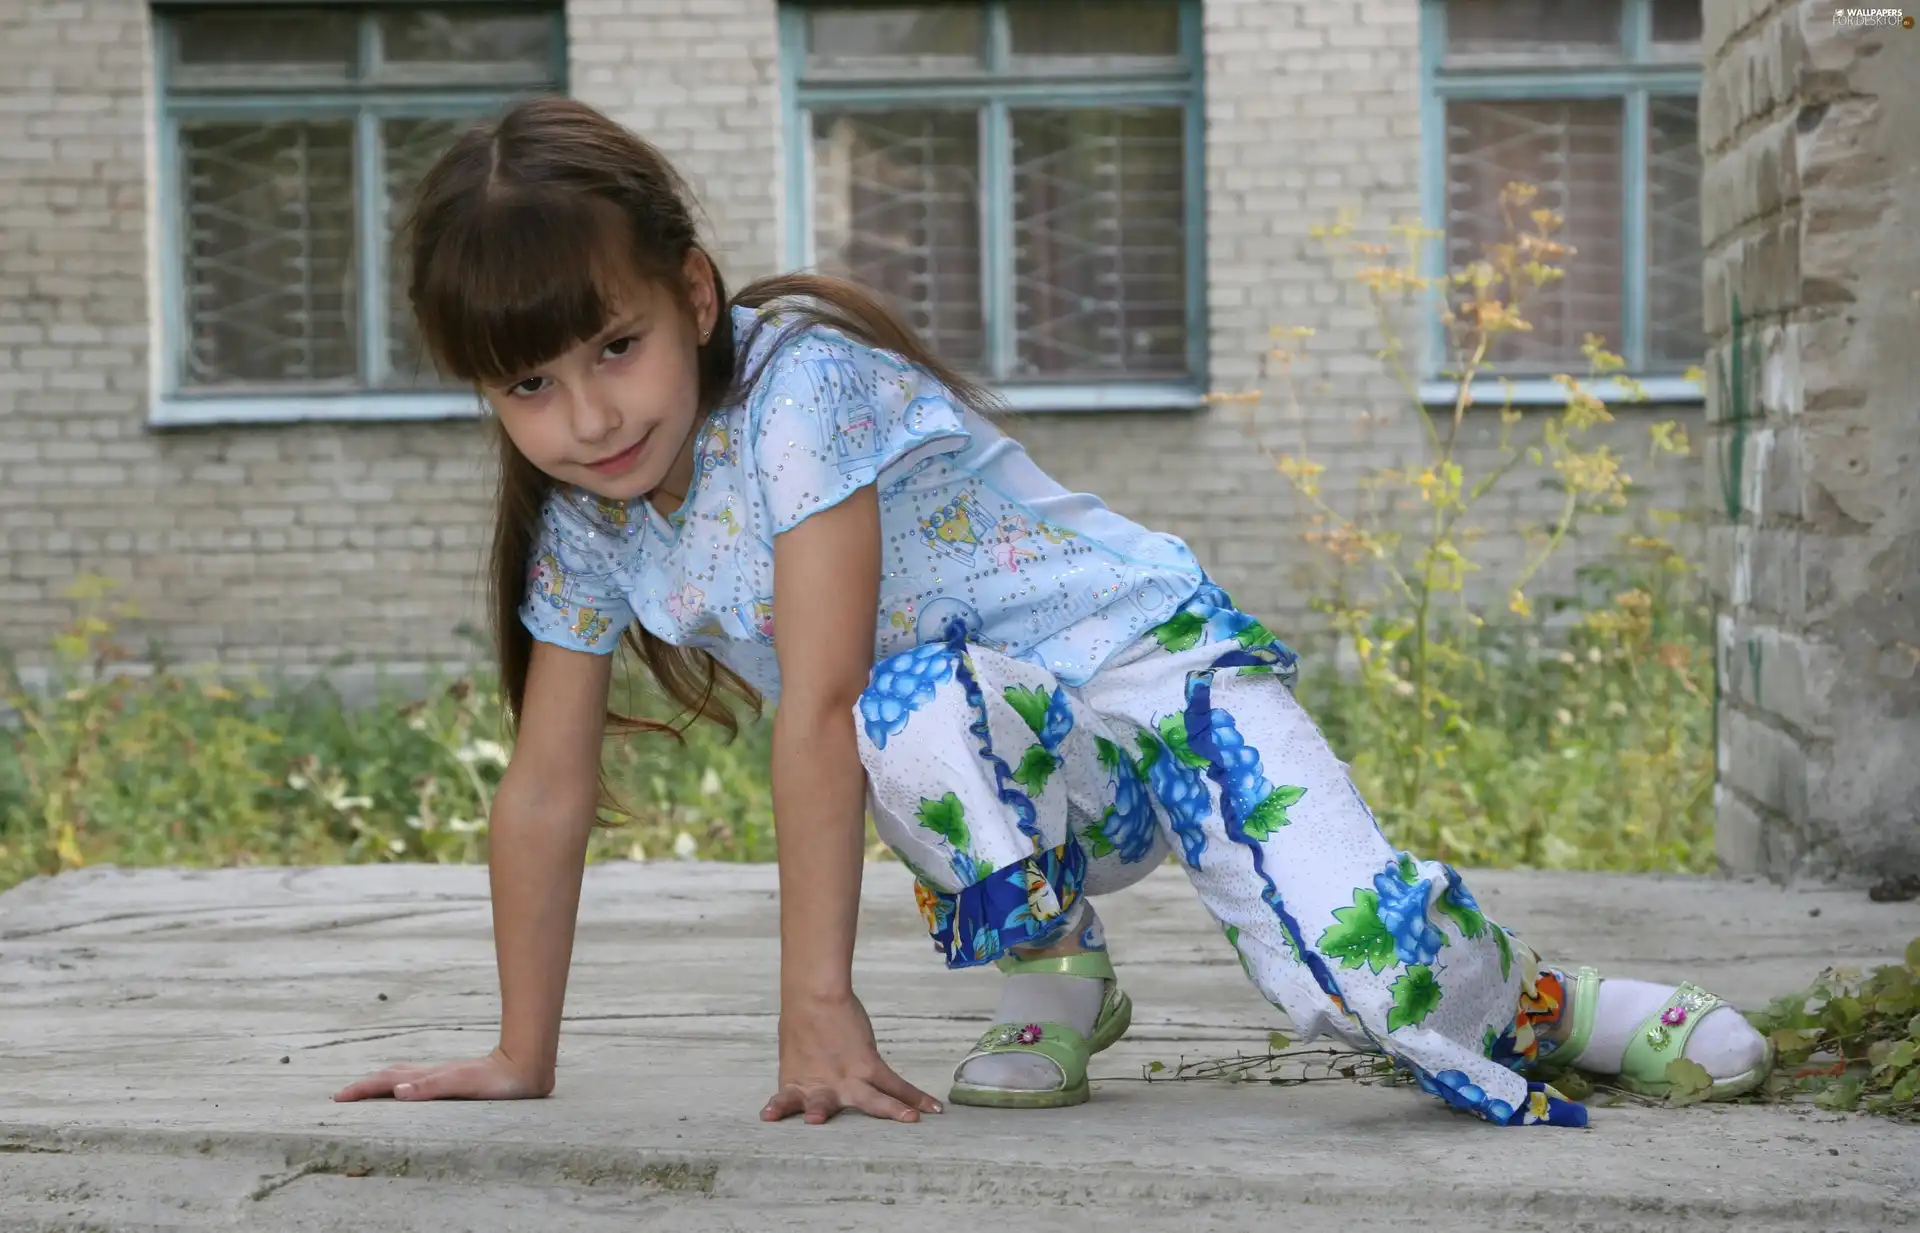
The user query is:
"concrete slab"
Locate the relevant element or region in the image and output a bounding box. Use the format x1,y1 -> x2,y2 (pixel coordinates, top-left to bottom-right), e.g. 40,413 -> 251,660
3,861 -> 1918,1232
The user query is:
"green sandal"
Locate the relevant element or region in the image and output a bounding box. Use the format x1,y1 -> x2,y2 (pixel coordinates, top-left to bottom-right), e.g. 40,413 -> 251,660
947,949 -> 1133,1110
1536,966 -> 1774,1100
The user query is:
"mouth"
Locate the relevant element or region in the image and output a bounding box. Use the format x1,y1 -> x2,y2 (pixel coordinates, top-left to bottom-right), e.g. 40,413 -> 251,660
585,431 -> 649,476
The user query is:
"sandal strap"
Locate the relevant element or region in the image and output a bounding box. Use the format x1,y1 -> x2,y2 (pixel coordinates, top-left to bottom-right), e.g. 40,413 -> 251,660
958,1020 -> 1092,1089
995,948 -> 1116,982
1618,982 -> 1727,1086
1536,965 -> 1602,1073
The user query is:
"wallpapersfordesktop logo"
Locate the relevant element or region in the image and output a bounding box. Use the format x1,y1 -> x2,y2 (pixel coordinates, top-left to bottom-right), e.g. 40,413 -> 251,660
1831,7 -> 1912,26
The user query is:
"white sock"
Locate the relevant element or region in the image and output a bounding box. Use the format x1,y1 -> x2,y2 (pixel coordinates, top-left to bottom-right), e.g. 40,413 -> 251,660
1569,977 -> 1768,1079
955,905 -> 1108,1092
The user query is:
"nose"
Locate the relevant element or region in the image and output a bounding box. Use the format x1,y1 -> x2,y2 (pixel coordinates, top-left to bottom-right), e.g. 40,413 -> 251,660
568,379 -> 622,447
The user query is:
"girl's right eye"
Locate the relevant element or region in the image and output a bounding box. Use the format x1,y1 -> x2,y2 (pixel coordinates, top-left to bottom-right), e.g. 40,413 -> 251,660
507,375 -> 550,398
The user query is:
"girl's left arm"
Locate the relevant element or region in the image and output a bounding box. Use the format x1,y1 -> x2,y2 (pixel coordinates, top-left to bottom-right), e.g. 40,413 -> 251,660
760,483 -> 941,1126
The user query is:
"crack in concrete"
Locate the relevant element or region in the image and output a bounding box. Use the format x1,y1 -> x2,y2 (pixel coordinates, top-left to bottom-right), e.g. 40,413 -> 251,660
3,1011 -> 1282,1059
247,1159 -> 327,1202
287,906 -> 486,934
0,907 -> 289,941
1,897 -> 492,942
298,1025 -> 495,1051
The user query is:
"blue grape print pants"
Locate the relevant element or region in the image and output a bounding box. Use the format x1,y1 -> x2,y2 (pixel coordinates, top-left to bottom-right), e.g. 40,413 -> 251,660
854,581 -> 1586,1128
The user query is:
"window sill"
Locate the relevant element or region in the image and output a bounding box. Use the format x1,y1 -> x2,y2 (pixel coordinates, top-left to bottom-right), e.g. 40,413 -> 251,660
150,383 -> 1208,428
994,383 -> 1205,414
150,391 -> 482,428
1416,375 -> 1704,408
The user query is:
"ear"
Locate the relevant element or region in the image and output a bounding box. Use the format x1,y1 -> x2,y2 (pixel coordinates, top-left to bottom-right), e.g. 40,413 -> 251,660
683,248 -> 718,341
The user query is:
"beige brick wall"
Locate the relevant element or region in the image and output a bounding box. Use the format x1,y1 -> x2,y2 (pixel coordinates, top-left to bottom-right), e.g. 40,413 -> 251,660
1701,0 -> 1920,883
0,0 -> 1709,683
569,0 -> 783,278
0,0 -> 498,686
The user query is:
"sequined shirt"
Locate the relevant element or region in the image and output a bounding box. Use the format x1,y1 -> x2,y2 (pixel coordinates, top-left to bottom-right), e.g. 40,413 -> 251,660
519,305 -> 1205,698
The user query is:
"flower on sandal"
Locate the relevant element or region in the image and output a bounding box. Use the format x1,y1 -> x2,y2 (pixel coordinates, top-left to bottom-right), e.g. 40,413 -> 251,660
1661,1005 -> 1688,1027
1015,1024 -> 1045,1045
1674,983 -> 1715,1012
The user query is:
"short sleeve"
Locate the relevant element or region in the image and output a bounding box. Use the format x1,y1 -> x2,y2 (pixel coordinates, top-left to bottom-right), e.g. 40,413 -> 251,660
519,489 -> 638,655
749,330 -> 972,534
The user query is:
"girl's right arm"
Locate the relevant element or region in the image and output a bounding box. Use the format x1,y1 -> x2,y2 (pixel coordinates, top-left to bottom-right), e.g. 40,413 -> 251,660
333,639 -> 612,1102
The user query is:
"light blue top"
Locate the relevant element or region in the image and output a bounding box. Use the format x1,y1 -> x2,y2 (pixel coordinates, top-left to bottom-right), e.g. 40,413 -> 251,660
521,305 -> 1205,699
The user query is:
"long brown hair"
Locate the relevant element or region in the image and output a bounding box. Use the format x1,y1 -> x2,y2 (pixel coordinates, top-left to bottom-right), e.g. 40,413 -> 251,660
403,96 -> 997,746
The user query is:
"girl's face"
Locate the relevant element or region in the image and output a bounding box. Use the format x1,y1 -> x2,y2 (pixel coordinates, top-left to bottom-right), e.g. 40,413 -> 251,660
484,252 -> 718,509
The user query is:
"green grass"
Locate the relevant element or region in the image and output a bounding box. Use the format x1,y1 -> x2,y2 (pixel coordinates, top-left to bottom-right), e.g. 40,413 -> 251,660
1302,561 -> 1718,873
0,644 -> 776,892
0,564 -> 1715,895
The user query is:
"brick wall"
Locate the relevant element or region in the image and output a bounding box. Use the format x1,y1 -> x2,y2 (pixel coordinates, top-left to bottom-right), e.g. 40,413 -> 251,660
0,0 -> 498,693
0,0 -> 151,649
1700,0 -> 1920,883
0,0 -> 1709,688
568,0 -> 783,278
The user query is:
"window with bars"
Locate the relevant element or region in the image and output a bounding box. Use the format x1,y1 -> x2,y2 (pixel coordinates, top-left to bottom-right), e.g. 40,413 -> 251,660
1421,0 -> 1705,393
153,4 -> 564,422
781,1 -> 1205,411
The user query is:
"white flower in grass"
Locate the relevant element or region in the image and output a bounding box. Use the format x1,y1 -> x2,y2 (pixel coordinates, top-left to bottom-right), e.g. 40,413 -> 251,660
699,766 -> 722,797
673,832 -> 698,860
455,740 -> 509,768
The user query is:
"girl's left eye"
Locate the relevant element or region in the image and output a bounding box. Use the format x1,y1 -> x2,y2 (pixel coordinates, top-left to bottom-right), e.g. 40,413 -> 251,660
602,336 -> 637,360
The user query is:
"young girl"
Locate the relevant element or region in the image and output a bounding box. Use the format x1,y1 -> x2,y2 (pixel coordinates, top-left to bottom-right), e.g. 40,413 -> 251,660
333,97 -> 1770,1128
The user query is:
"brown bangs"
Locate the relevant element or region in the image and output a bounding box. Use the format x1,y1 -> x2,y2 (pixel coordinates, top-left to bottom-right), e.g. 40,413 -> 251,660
411,188 -> 637,387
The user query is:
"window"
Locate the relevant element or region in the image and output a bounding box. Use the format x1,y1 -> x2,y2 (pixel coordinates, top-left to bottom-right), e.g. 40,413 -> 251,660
1420,0 -> 1704,399
781,1 -> 1205,411
152,4 -> 564,425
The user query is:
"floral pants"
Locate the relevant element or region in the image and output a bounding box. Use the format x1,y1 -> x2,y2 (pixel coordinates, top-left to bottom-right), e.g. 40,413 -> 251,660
854,581 -> 1585,1128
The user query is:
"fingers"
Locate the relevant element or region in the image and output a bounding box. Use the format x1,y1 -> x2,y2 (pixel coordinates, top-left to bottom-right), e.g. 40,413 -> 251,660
761,1080 -> 928,1124
871,1065 -> 943,1116
845,1079 -> 918,1123
332,1064 -> 430,1103
760,1083 -> 846,1124
803,1087 -> 838,1124
394,1065 -> 474,1101
761,1084 -> 807,1122
332,1061 -> 494,1103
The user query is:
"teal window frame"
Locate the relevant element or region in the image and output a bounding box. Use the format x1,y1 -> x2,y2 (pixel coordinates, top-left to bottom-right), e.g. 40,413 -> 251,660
150,1 -> 567,428
1417,0 -> 1705,407
778,0 -> 1208,414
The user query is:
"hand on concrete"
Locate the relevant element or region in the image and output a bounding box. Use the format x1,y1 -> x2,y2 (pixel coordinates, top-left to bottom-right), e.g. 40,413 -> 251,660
330,1047 -> 553,1102
761,992 -> 941,1126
